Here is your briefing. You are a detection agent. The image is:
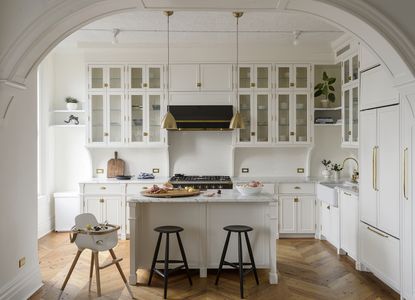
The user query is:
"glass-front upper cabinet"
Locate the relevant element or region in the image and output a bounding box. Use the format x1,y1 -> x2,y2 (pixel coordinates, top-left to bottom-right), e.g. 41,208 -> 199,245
107,93 -> 124,144
89,93 -> 105,144
128,65 -> 163,91
256,93 -> 271,143
238,93 -> 252,143
342,53 -> 359,86
148,94 -> 162,143
342,85 -> 359,147
275,92 -> 310,144
276,64 -> 310,90
238,65 -> 271,90
88,65 -> 124,91
129,94 -> 144,143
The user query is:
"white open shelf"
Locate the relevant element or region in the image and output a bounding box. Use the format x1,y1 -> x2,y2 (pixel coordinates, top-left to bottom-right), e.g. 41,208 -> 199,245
51,124 -> 86,128
314,123 -> 342,127
314,107 -> 342,111
52,109 -> 85,113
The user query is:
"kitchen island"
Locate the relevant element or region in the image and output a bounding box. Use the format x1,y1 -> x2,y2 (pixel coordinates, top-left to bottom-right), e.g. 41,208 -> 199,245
128,190 -> 278,285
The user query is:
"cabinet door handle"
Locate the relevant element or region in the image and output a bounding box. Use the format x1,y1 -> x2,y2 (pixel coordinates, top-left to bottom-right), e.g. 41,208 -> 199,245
367,226 -> 388,238
372,146 -> 376,191
344,192 -> 352,196
374,146 -> 379,191
404,147 -> 408,200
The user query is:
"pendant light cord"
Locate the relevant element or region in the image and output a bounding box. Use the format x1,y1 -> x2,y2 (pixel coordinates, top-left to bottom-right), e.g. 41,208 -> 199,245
236,16 -> 239,102
167,13 -> 170,106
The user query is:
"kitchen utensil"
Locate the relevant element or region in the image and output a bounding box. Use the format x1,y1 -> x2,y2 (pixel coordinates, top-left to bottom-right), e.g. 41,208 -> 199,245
141,188 -> 200,198
107,151 -> 125,178
116,175 -> 132,180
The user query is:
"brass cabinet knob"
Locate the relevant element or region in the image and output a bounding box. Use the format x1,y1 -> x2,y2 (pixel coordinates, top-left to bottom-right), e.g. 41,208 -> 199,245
348,131 -> 352,135
100,198 -> 104,203
290,83 -> 295,87
100,186 -> 106,190
294,186 -> 301,190
251,132 -> 256,136
104,132 -> 109,136
104,83 -> 108,87
294,197 -> 299,202
197,82 -> 202,87
142,83 -> 148,88
290,131 -> 295,136
250,82 -> 256,87
348,76 -> 352,80
143,132 -> 148,136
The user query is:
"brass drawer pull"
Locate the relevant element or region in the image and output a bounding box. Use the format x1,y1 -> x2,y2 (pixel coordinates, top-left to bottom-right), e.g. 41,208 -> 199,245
290,83 -> 294,87
100,186 -> 106,190
344,192 -> 352,196
290,132 -> 295,136
294,186 -> 301,190
367,226 -> 388,238
99,198 -> 104,203
143,132 -> 148,136
404,147 -> 408,200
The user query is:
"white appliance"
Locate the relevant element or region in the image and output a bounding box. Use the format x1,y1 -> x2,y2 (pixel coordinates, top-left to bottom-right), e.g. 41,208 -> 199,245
54,192 -> 80,231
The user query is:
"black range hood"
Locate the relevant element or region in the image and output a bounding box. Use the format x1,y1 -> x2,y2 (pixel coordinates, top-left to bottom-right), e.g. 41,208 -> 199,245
168,105 -> 234,131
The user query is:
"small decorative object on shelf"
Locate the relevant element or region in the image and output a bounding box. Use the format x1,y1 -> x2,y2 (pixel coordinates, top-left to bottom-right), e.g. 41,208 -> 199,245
65,96 -> 78,110
331,163 -> 343,180
64,115 -> 80,125
314,72 -> 336,108
321,159 -> 332,178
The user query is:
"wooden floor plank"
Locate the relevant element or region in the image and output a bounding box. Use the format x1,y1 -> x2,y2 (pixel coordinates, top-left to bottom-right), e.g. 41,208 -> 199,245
30,232 -> 399,299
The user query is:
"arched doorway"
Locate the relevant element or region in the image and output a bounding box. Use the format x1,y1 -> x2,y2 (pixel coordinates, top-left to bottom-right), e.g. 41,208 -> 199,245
1,1 -> 415,299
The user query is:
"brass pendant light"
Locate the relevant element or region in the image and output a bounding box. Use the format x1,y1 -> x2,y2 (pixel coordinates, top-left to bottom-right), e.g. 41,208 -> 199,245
229,11 -> 245,129
161,11 -> 177,130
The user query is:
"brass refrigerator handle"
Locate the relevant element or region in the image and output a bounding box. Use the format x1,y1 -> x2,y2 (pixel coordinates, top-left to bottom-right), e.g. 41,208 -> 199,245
404,147 -> 408,200
367,226 -> 388,238
375,146 -> 379,191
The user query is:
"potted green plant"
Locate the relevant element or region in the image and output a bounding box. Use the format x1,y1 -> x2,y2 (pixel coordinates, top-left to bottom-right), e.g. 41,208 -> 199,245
314,71 -> 336,108
65,97 -> 78,110
321,159 -> 332,178
331,163 -> 343,180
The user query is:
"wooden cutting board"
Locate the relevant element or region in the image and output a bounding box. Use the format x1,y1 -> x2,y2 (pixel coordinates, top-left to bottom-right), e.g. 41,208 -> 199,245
107,151 -> 125,178
141,189 -> 200,198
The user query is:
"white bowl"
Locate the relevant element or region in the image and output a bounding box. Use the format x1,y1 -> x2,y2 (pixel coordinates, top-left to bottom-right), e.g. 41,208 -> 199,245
235,185 -> 263,196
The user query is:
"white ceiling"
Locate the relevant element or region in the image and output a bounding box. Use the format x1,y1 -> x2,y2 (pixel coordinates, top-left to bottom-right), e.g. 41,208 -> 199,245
59,10 -> 344,48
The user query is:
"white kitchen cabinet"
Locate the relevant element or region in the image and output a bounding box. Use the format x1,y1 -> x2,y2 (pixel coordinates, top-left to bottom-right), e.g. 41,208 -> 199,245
83,196 -> 122,227
320,202 -> 339,249
360,222 -> 400,291
88,65 -> 124,92
342,84 -> 359,147
360,65 -> 399,110
236,92 -> 272,144
341,53 -> 359,87
276,64 -> 310,91
127,65 -> 163,91
339,190 -> 358,259
87,92 -> 125,146
239,64 -> 271,90
126,92 -> 166,146
360,105 -> 400,238
279,196 -> 315,234
359,44 -> 379,72
169,64 -> 233,92
275,92 -> 311,144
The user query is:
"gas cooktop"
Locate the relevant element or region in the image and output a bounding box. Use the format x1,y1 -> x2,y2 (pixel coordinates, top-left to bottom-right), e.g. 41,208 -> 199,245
169,174 -> 233,189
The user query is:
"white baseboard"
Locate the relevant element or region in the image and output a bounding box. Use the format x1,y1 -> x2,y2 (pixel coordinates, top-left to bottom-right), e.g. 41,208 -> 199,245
0,265 -> 42,300
38,216 -> 55,238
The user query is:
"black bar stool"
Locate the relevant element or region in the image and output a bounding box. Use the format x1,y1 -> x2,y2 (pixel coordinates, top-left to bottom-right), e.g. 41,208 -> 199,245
215,225 -> 259,298
148,225 -> 192,299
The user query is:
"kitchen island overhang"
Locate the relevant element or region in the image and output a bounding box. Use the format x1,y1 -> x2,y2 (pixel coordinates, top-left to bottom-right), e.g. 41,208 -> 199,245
128,190 -> 278,285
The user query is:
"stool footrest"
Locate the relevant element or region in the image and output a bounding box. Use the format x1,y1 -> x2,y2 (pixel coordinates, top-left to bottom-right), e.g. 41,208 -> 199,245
223,261 -> 253,269
152,264 -> 185,278
99,258 -> 123,270
156,259 -> 184,264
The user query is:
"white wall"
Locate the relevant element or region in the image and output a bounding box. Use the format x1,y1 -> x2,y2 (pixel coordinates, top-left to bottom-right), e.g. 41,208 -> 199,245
0,75 -> 42,299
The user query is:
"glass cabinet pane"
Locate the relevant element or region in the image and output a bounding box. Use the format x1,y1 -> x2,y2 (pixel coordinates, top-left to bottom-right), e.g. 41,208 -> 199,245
239,94 -> 251,142
344,59 -> 350,84
239,67 -> 251,89
278,67 -> 290,89
148,95 -> 161,142
278,94 -> 290,142
109,67 -> 122,89
352,87 -> 359,142
295,67 -> 308,89
256,67 -> 269,89
295,94 -> 308,142
344,89 -> 350,142
91,68 -> 104,89
256,94 -> 269,142
130,67 -> 143,89
352,55 -> 359,81
109,95 -> 122,143
90,95 -> 104,142
131,95 -> 144,142
148,67 -> 161,89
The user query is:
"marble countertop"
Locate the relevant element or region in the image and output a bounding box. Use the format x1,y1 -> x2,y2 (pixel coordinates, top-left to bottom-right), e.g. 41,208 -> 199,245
232,176 -> 320,184
128,190 -> 276,203
79,177 -> 170,184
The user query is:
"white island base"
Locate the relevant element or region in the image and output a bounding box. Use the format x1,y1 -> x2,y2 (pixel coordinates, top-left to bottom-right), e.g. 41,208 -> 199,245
128,191 -> 278,285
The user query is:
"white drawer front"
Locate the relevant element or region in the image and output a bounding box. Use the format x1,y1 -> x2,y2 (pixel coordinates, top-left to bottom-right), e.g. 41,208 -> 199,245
126,183 -> 155,195
278,183 -> 315,194
360,222 -> 400,290
84,184 -> 124,195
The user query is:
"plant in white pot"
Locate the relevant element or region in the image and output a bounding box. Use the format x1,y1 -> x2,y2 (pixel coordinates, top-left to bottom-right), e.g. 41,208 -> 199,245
321,159 -> 332,178
65,97 -> 78,110
331,163 -> 343,180
314,72 -> 336,108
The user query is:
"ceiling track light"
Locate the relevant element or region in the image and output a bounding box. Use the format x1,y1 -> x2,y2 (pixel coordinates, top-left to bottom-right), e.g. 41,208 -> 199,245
292,30 -> 301,46
112,28 -> 121,44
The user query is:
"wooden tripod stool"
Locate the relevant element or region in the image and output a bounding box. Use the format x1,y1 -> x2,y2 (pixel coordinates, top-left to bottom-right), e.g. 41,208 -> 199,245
60,213 -> 134,298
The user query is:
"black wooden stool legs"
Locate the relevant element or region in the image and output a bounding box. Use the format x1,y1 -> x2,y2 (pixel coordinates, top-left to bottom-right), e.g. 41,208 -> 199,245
215,226 -> 259,299
148,226 -> 192,299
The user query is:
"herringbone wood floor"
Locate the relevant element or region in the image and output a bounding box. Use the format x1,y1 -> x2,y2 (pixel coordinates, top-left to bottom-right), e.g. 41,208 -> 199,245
30,232 -> 399,299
